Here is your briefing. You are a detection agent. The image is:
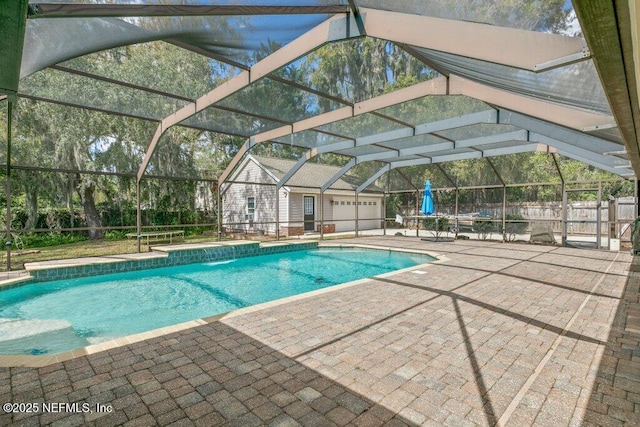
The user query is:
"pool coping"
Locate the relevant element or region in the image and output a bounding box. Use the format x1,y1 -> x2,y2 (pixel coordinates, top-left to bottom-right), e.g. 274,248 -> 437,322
0,243 -> 446,367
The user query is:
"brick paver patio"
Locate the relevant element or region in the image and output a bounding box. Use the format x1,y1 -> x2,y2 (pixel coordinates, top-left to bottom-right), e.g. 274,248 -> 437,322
0,237 -> 638,426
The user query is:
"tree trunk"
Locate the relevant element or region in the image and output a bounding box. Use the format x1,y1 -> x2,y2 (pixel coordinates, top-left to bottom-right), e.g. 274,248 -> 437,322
24,187 -> 38,232
80,184 -> 104,239
67,192 -> 74,229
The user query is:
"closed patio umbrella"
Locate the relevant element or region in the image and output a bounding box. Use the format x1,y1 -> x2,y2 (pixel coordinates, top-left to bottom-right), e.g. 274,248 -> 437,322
421,180 -> 434,216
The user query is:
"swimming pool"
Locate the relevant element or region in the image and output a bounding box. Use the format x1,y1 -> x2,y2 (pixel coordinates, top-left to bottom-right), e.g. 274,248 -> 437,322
0,247 -> 434,355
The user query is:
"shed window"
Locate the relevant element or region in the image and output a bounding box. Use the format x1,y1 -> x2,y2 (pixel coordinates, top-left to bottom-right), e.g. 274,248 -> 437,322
246,197 -> 255,216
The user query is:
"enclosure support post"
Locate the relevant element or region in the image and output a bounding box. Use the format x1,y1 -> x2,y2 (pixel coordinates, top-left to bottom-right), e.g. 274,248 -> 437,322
562,184 -> 568,246
597,181 -> 602,250
383,193 -> 387,236
355,191 -> 359,237
319,191 -> 324,240
485,158 -> 505,242
217,184 -> 222,242
136,180 -> 141,253
636,180 -> 639,217
552,154 -> 566,246
454,186 -> 459,240
384,170 -> 391,236
5,100 -> 13,271
415,190 -> 420,237
502,185 -> 507,242
275,186 -> 280,241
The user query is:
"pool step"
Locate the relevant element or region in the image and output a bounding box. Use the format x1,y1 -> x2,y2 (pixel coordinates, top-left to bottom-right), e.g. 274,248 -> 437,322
0,318 -> 90,355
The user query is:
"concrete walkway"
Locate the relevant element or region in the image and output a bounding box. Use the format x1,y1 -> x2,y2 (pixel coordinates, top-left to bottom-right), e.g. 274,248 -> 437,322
0,238 -> 638,426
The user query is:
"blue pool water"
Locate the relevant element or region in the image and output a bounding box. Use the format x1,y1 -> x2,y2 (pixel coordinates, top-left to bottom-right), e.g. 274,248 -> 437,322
0,247 -> 434,355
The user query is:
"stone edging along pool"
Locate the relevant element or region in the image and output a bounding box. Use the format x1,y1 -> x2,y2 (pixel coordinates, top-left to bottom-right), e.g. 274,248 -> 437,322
0,242 -> 444,367
14,240 -> 319,285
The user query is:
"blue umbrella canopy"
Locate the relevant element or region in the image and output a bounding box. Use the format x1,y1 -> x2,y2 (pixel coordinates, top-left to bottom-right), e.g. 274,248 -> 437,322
421,180 -> 434,215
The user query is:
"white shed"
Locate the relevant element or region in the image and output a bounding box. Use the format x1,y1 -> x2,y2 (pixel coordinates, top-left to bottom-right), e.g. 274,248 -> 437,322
222,155 -> 385,236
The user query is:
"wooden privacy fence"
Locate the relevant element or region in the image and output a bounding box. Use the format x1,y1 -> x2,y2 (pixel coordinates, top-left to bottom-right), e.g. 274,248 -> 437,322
451,197 -> 636,238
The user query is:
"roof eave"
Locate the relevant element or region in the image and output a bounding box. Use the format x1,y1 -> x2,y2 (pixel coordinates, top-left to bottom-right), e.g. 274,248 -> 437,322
573,0 -> 640,177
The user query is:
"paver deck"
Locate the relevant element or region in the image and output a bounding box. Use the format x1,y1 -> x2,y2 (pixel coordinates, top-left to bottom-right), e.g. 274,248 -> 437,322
0,237 -> 638,426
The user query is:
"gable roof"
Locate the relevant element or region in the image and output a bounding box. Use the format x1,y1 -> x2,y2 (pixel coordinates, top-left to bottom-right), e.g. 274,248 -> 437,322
249,155 -> 383,193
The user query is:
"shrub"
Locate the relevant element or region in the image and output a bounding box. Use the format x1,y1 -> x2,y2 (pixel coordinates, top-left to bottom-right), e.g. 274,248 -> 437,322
17,233 -> 87,249
104,230 -> 135,240
504,214 -> 528,241
473,218 -> 498,240
422,216 -> 449,232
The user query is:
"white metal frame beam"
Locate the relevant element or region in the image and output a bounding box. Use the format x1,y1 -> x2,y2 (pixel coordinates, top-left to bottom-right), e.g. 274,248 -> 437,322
449,75 -> 616,131
531,133 -> 628,175
29,4 -> 351,18
361,8 -> 589,72
138,12 -> 360,182
320,159 -> 356,192
219,77 -> 447,184
388,144 -> 543,169
499,109 -> 632,176
356,164 -> 390,193
352,129 -> 529,163
499,109 -> 624,154
277,108 -> 497,188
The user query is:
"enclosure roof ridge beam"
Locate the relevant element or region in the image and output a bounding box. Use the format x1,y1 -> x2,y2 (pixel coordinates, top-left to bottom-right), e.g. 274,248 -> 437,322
389,144 -> 540,169
168,40 -> 355,110
28,4 -> 351,18
344,108 -> 496,153
218,77 -> 446,185
356,164 -> 390,194
354,128 -> 416,148
353,129 -> 531,163
555,149 -> 631,176
353,76 -> 448,115
530,133 -> 627,175
275,77 -> 447,141
499,109 -> 625,153
360,7 -> 589,72
482,144 -> 549,157
140,12 -> 362,183
450,75 -> 615,131
416,109 -> 498,134
355,151 -> 400,163
305,108 -> 491,157
455,129 -> 528,149
603,150 -> 629,156
398,142 -> 455,157
321,158 -> 357,192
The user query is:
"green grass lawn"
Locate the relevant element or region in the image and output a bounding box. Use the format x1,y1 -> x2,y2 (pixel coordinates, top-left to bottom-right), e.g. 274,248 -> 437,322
0,234 -> 224,271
